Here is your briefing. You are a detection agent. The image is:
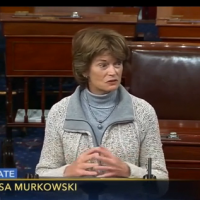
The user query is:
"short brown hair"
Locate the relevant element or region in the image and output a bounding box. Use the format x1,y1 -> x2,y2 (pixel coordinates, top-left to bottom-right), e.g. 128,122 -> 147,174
72,27 -> 130,87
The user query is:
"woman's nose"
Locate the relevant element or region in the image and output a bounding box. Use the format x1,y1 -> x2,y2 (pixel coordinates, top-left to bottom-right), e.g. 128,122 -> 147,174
107,65 -> 116,75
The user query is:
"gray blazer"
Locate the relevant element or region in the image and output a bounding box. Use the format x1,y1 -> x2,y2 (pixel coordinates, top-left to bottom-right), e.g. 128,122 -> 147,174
35,85 -> 168,179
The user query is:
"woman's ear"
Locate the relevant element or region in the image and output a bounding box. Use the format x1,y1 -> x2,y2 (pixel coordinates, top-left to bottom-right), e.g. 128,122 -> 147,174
83,72 -> 89,78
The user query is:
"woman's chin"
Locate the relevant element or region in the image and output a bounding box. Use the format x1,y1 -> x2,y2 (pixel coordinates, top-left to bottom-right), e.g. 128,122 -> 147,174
104,84 -> 119,92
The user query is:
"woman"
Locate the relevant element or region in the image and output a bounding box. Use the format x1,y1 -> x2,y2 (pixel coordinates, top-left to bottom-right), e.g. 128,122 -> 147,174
35,27 -> 168,179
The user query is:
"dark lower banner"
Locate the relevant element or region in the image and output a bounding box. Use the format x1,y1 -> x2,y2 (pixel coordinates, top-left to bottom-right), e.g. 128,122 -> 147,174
0,179 -> 199,200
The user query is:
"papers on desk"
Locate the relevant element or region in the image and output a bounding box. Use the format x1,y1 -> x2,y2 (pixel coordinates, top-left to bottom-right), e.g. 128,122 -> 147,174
15,109 -> 49,122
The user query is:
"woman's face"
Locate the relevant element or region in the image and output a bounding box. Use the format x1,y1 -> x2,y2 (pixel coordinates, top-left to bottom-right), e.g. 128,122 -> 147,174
85,52 -> 123,95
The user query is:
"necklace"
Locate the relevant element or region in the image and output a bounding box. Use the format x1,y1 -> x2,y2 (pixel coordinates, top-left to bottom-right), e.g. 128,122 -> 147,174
85,92 -> 118,130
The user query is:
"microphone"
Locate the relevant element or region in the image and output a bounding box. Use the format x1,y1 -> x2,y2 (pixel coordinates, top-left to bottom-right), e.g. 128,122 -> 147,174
143,158 -> 156,179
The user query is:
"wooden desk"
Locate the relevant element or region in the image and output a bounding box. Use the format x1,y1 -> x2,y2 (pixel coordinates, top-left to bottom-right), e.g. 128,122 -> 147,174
0,12 -> 138,77
160,120 -> 200,180
156,7 -> 200,42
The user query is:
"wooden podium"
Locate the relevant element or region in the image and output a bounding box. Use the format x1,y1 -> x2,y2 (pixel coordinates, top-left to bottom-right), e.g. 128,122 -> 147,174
156,7 -> 200,42
0,7 -> 139,133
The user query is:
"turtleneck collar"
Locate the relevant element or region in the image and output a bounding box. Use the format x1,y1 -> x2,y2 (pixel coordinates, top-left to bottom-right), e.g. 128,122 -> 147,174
83,88 -> 118,109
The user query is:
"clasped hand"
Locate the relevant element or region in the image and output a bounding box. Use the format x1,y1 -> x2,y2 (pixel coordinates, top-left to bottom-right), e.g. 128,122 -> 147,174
64,146 -> 130,178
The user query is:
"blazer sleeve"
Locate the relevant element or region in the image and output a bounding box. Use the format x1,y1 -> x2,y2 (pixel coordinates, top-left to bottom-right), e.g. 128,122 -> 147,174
125,102 -> 169,179
35,104 -> 68,177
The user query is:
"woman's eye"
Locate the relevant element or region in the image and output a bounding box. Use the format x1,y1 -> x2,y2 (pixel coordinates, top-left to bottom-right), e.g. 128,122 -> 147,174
114,62 -> 122,67
99,63 -> 107,68
116,61 -> 122,65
